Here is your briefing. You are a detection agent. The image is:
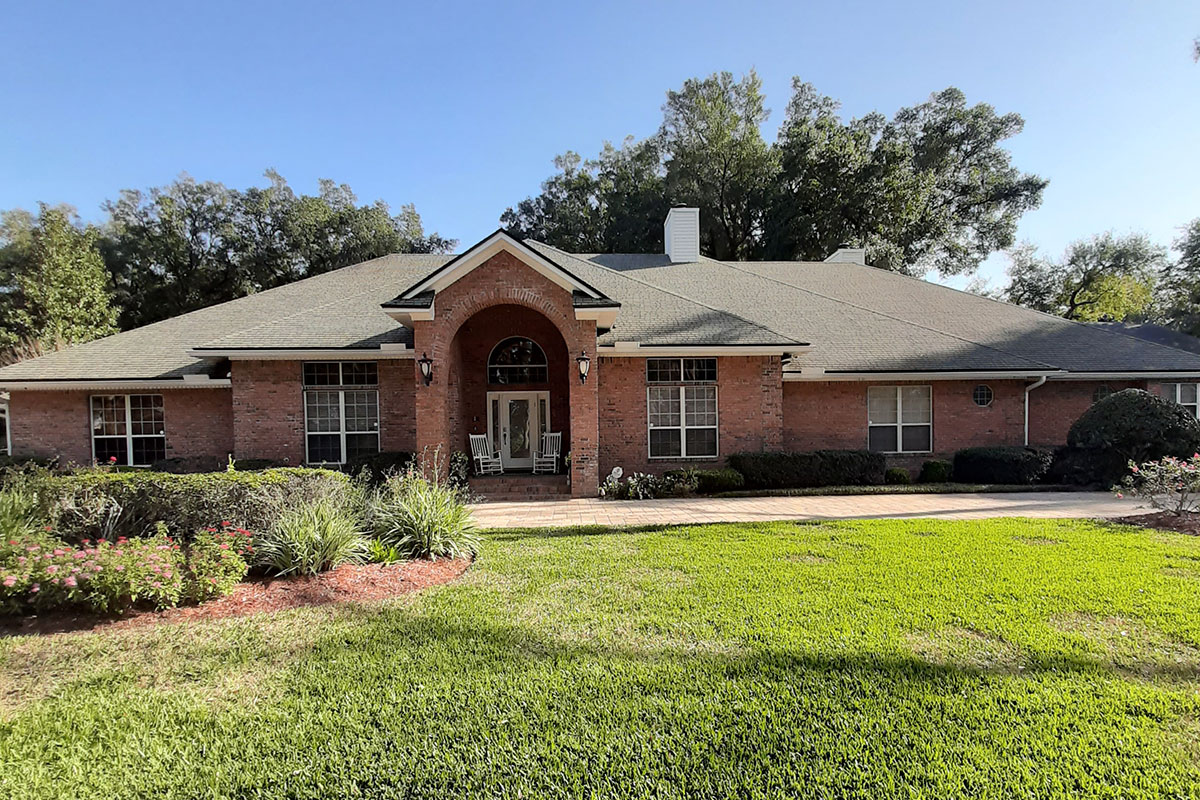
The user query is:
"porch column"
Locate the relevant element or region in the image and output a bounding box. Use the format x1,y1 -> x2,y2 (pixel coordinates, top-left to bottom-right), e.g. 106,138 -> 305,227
412,320 -> 450,477
568,332 -> 600,497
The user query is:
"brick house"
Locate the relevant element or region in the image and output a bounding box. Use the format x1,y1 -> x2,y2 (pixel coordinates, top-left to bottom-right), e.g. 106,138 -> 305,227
3,207 -> 1200,497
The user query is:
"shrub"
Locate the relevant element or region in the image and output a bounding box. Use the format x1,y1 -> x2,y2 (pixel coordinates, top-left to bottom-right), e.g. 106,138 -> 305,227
36,467 -> 350,544
226,458 -> 286,471
346,451 -> 414,485
1116,454 -> 1200,516
695,468 -> 746,494
885,467 -> 911,485
185,524 -> 253,603
726,451 -> 885,490
368,539 -> 404,565
1046,446 -> 1126,487
367,472 -> 478,560
255,498 -> 368,576
151,456 -> 225,474
952,446 -> 1054,485
1066,389 -> 1200,484
0,488 -> 42,541
1,529 -> 188,614
918,459 -> 952,483
662,469 -> 700,496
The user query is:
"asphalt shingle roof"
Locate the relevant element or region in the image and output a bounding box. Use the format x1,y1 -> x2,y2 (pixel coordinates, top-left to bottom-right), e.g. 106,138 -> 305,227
3,237 -> 1200,383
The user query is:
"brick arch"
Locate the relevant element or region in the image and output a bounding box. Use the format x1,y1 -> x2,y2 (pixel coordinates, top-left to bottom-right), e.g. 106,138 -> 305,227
410,250 -> 599,495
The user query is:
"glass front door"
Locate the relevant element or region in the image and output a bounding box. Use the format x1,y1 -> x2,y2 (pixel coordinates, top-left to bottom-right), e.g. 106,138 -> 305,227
487,391 -> 548,470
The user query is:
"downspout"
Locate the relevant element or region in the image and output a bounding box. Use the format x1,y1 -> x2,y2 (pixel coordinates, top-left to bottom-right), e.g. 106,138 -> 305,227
1024,376 -> 1048,446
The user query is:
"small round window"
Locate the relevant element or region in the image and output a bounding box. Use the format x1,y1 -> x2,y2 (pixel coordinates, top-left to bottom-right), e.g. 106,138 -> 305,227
1093,385 -> 1112,404
972,384 -> 993,407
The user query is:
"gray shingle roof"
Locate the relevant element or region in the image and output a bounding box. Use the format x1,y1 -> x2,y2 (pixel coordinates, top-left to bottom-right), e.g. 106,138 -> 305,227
2,236 -> 1199,384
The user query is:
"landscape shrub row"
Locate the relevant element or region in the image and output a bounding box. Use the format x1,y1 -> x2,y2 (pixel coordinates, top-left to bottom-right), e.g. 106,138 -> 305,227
727,450 -> 886,490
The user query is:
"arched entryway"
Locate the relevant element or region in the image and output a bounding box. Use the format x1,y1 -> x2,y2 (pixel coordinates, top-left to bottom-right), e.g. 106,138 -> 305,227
446,304 -> 571,471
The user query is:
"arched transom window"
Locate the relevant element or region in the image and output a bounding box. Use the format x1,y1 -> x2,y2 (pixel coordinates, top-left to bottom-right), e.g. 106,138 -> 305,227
488,337 -> 548,384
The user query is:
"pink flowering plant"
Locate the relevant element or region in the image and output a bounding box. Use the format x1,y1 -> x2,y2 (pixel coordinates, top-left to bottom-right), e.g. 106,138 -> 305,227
185,522 -> 253,602
1116,453 -> 1200,516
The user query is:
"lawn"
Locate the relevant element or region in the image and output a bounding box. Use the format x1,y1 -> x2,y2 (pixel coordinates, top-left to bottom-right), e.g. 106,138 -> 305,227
3,518 -> 1200,798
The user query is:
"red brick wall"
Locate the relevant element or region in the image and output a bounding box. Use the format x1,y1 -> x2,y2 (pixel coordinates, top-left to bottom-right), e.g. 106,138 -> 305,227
232,359 -> 416,464
411,249 -> 599,495
8,388 -> 233,466
597,355 -> 783,476
1026,380 -> 1143,446
783,379 -> 1027,470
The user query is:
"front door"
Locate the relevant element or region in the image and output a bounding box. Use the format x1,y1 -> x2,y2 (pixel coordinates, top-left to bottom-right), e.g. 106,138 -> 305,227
487,391 -> 548,470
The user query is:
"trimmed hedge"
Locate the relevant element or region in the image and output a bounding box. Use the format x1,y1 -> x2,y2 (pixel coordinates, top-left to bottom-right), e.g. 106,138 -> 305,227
885,467 -> 911,485
695,468 -> 746,494
952,446 -> 1054,485
727,450 -> 885,490
35,467 -> 351,543
918,459 -> 952,483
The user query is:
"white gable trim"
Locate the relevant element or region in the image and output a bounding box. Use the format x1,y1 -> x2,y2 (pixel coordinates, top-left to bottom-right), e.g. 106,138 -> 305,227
402,232 -> 603,300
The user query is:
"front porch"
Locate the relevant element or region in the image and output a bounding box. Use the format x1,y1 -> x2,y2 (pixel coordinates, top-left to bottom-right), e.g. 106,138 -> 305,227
468,472 -> 570,502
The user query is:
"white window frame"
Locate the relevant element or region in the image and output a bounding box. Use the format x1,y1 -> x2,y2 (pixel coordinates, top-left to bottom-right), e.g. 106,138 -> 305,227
647,385 -> 719,460
90,394 -> 166,467
0,402 -> 9,457
1164,382 -> 1200,418
302,362 -> 380,465
867,385 -> 933,454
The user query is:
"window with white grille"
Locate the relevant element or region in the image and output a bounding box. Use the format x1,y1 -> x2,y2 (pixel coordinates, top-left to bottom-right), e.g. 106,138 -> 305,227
303,362 -> 380,464
90,395 -> 166,466
867,386 -> 932,453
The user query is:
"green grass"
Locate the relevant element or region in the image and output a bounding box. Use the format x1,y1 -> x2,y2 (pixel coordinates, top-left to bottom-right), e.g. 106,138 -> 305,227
3,518 -> 1200,798
713,482 -> 1084,497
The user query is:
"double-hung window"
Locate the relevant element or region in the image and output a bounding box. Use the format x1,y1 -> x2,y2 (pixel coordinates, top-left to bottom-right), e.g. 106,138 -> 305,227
0,402 -> 9,456
1162,383 -> 1200,418
647,358 -> 718,458
867,386 -> 932,453
91,395 -> 166,466
303,362 -> 380,464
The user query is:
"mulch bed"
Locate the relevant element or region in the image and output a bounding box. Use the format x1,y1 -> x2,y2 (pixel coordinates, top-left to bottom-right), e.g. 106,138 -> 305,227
0,558 -> 472,637
1110,511 -> 1200,536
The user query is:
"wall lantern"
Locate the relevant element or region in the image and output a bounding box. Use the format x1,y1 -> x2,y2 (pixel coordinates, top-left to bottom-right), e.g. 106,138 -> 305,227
576,350 -> 591,384
417,352 -> 434,386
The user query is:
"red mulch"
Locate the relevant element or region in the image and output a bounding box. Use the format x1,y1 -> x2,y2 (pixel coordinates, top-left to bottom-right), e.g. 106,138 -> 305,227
0,558 -> 472,637
1110,511 -> 1200,536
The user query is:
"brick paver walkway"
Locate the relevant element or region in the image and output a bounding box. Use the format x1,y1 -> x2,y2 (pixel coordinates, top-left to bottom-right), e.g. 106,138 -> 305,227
470,491 -> 1140,529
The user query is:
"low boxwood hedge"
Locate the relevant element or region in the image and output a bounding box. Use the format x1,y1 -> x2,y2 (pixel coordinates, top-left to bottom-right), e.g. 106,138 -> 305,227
918,459 -> 952,483
952,446 -> 1054,485
34,467 -> 351,543
727,450 -> 885,490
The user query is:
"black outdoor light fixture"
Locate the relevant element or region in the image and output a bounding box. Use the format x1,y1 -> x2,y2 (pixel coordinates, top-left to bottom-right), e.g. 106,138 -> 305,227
417,352 -> 434,386
576,350 -> 591,384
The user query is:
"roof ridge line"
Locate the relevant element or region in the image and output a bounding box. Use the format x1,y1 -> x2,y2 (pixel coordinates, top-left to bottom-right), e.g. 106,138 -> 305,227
530,242 -> 805,346
705,256 -> 1060,371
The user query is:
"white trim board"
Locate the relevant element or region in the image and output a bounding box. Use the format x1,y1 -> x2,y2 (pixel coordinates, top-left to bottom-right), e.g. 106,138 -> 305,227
783,370 -> 1065,382
598,344 -> 803,357
402,232 -> 603,300
188,347 -> 413,361
0,379 -> 232,391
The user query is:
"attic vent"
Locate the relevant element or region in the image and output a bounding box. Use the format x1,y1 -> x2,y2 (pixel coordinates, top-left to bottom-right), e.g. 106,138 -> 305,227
664,207 -> 700,263
824,244 -> 867,265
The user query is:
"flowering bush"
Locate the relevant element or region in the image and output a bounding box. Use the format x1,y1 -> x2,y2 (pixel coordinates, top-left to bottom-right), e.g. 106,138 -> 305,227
599,468 -> 664,500
186,522 -> 253,602
1116,454 -> 1200,516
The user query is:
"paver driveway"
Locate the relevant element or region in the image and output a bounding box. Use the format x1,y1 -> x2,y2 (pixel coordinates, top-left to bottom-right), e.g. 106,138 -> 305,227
470,491 -> 1140,529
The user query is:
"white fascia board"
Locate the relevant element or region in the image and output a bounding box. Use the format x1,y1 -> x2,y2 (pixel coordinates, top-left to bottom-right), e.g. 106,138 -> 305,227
1048,372 -> 1200,380
783,369 -> 1066,382
0,378 -> 232,391
383,308 -> 434,325
405,233 -> 602,299
574,307 -> 620,328
597,344 -> 804,357
187,348 -> 413,360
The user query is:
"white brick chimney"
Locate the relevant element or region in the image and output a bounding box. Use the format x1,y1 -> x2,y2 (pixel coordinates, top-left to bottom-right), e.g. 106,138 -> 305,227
824,244 -> 867,265
664,207 -> 700,263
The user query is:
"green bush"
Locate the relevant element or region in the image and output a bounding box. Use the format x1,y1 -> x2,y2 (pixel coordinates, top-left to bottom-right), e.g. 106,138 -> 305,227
226,458 -> 286,471
1046,446 -> 1126,487
952,446 -> 1054,485
1065,389 -> 1200,484
695,468 -> 745,494
0,488 -> 42,541
367,473 -> 478,560
346,451 -> 414,485
36,467 -> 350,543
885,467 -> 911,485
151,456 -> 225,474
255,498 -> 368,576
918,459 -> 953,483
662,469 -> 700,496
185,525 -> 252,603
726,451 -> 885,490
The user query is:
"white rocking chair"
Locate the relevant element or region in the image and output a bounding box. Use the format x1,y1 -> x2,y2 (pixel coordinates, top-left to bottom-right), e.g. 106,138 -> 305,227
469,434 -> 504,476
533,431 -> 562,475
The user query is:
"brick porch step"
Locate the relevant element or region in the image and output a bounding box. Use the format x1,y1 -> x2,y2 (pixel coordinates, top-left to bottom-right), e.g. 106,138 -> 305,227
468,473 -> 570,502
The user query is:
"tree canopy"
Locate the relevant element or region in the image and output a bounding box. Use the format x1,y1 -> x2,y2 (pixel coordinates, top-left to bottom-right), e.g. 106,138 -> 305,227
503,72 -> 1047,275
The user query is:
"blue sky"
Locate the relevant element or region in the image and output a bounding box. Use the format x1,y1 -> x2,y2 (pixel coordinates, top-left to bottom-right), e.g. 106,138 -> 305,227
1,0 -> 1197,288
